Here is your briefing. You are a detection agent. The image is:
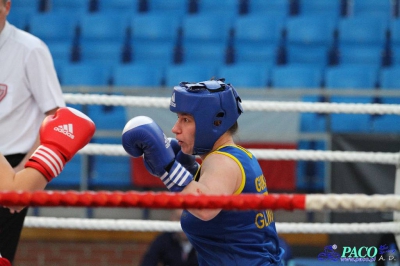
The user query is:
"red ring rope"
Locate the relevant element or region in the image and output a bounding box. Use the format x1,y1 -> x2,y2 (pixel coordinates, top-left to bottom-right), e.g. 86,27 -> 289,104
0,191 -> 306,210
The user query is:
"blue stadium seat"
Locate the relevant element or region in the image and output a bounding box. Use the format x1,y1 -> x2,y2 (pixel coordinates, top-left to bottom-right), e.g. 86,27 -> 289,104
59,63 -> 112,86
390,19 -> 400,65
338,45 -> 384,66
329,96 -> 374,133
325,65 -> 378,90
296,140 -> 326,192
11,0 -> 39,10
7,7 -> 37,30
48,154 -> 83,188
248,0 -> 290,16
392,46 -> 400,65
285,15 -> 336,67
196,0 -> 240,17
337,15 -> 387,45
79,13 -> 129,44
182,43 -> 227,66
380,66 -> 400,88
182,14 -> 234,46
299,96 -> 328,133
233,14 -> 285,66
130,13 -> 181,45
87,104 -> 127,131
372,97 -> 400,133
351,0 -> 394,20
112,63 -> 165,87
80,41 -> 124,66
29,12 -> 77,44
97,0 -> 139,13
165,63 -> 218,87
89,138 -> 132,188
217,64 -> 270,88
390,18 -> 400,47
298,0 -> 342,18
146,0 -> 188,16
50,0 -> 90,13
47,42 -> 74,72
270,65 -> 323,89
131,42 -> 176,67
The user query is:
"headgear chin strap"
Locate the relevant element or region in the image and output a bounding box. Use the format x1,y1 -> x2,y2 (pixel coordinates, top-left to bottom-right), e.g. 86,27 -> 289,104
170,79 -> 243,155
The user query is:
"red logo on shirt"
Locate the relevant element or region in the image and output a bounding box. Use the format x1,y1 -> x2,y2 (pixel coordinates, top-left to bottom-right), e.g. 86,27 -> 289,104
0,84 -> 7,102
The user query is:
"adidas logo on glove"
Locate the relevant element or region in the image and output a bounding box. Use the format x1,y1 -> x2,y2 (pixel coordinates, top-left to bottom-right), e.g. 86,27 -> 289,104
54,124 -> 75,139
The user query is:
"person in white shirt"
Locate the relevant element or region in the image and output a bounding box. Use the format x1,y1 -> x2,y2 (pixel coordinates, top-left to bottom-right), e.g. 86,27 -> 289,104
0,0 -> 66,263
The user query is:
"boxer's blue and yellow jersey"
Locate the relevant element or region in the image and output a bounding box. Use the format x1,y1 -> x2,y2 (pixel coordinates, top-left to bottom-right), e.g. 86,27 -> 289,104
181,145 -> 284,266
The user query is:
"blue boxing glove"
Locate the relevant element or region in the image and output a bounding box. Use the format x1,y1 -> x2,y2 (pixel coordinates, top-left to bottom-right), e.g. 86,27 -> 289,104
122,116 -> 193,192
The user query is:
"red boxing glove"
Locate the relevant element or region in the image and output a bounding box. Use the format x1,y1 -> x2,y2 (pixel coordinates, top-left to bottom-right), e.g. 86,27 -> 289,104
0,256 -> 11,266
25,107 -> 96,182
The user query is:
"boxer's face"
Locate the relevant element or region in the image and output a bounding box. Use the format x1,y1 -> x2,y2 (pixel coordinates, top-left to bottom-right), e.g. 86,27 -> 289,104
172,113 -> 195,155
0,0 -> 10,33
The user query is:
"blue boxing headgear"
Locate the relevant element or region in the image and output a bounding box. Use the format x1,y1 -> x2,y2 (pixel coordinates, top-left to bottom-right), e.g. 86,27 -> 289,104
169,79 -> 243,155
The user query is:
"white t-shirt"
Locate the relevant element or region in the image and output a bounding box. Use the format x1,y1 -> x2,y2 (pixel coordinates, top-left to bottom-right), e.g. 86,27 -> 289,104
0,21 -> 65,155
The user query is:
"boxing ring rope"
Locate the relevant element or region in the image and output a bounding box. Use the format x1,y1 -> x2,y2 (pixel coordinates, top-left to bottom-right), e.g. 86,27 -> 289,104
24,93 -> 400,237
22,217 -> 400,234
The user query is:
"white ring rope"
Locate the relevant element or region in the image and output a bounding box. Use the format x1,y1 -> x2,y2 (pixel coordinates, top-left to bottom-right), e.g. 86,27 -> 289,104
306,194 -> 400,211
23,217 -> 400,234
79,144 -> 400,165
63,93 -> 400,114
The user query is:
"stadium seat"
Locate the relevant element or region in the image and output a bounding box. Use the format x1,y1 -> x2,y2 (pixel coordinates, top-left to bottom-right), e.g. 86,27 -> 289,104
392,45 -> 400,65
80,41 -> 125,66
217,64 -> 270,88
338,45 -> 384,66
97,0 -> 139,13
79,13 -> 129,44
182,43 -> 227,66
329,96 -> 374,132
7,7 -> 37,30
247,0 -> 290,16
285,15 -> 336,67
131,42 -> 176,67
181,14 -> 234,46
47,154 -> 83,188
87,104 -> 127,131
350,0 -> 394,20
196,0 -> 240,16
298,0 -> 342,18
146,0 -> 189,16
296,140 -> 326,192
233,14 -> 285,66
299,95 -> 328,133
50,0 -> 90,13
380,66 -> 400,88
89,138 -> 132,188
325,65 -> 378,90
47,42 -> 74,71
270,65 -> 323,89
164,64 -> 218,87
59,63 -> 112,86
112,63 -> 165,87
372,99 -> 400,133
389,19 -> 400,65
130,13 -> 181,45
28,12 -> 77,44
337,16 -> 387,45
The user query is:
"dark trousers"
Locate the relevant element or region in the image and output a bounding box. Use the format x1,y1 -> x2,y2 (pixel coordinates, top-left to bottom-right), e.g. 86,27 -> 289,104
1,153 -> 28,263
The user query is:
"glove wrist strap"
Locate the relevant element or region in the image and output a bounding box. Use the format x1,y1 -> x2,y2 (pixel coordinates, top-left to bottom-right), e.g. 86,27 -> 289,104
160,161 -> 193,192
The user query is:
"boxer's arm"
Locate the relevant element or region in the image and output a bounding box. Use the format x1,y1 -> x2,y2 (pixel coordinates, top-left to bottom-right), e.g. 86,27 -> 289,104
0,153 -> 47,191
